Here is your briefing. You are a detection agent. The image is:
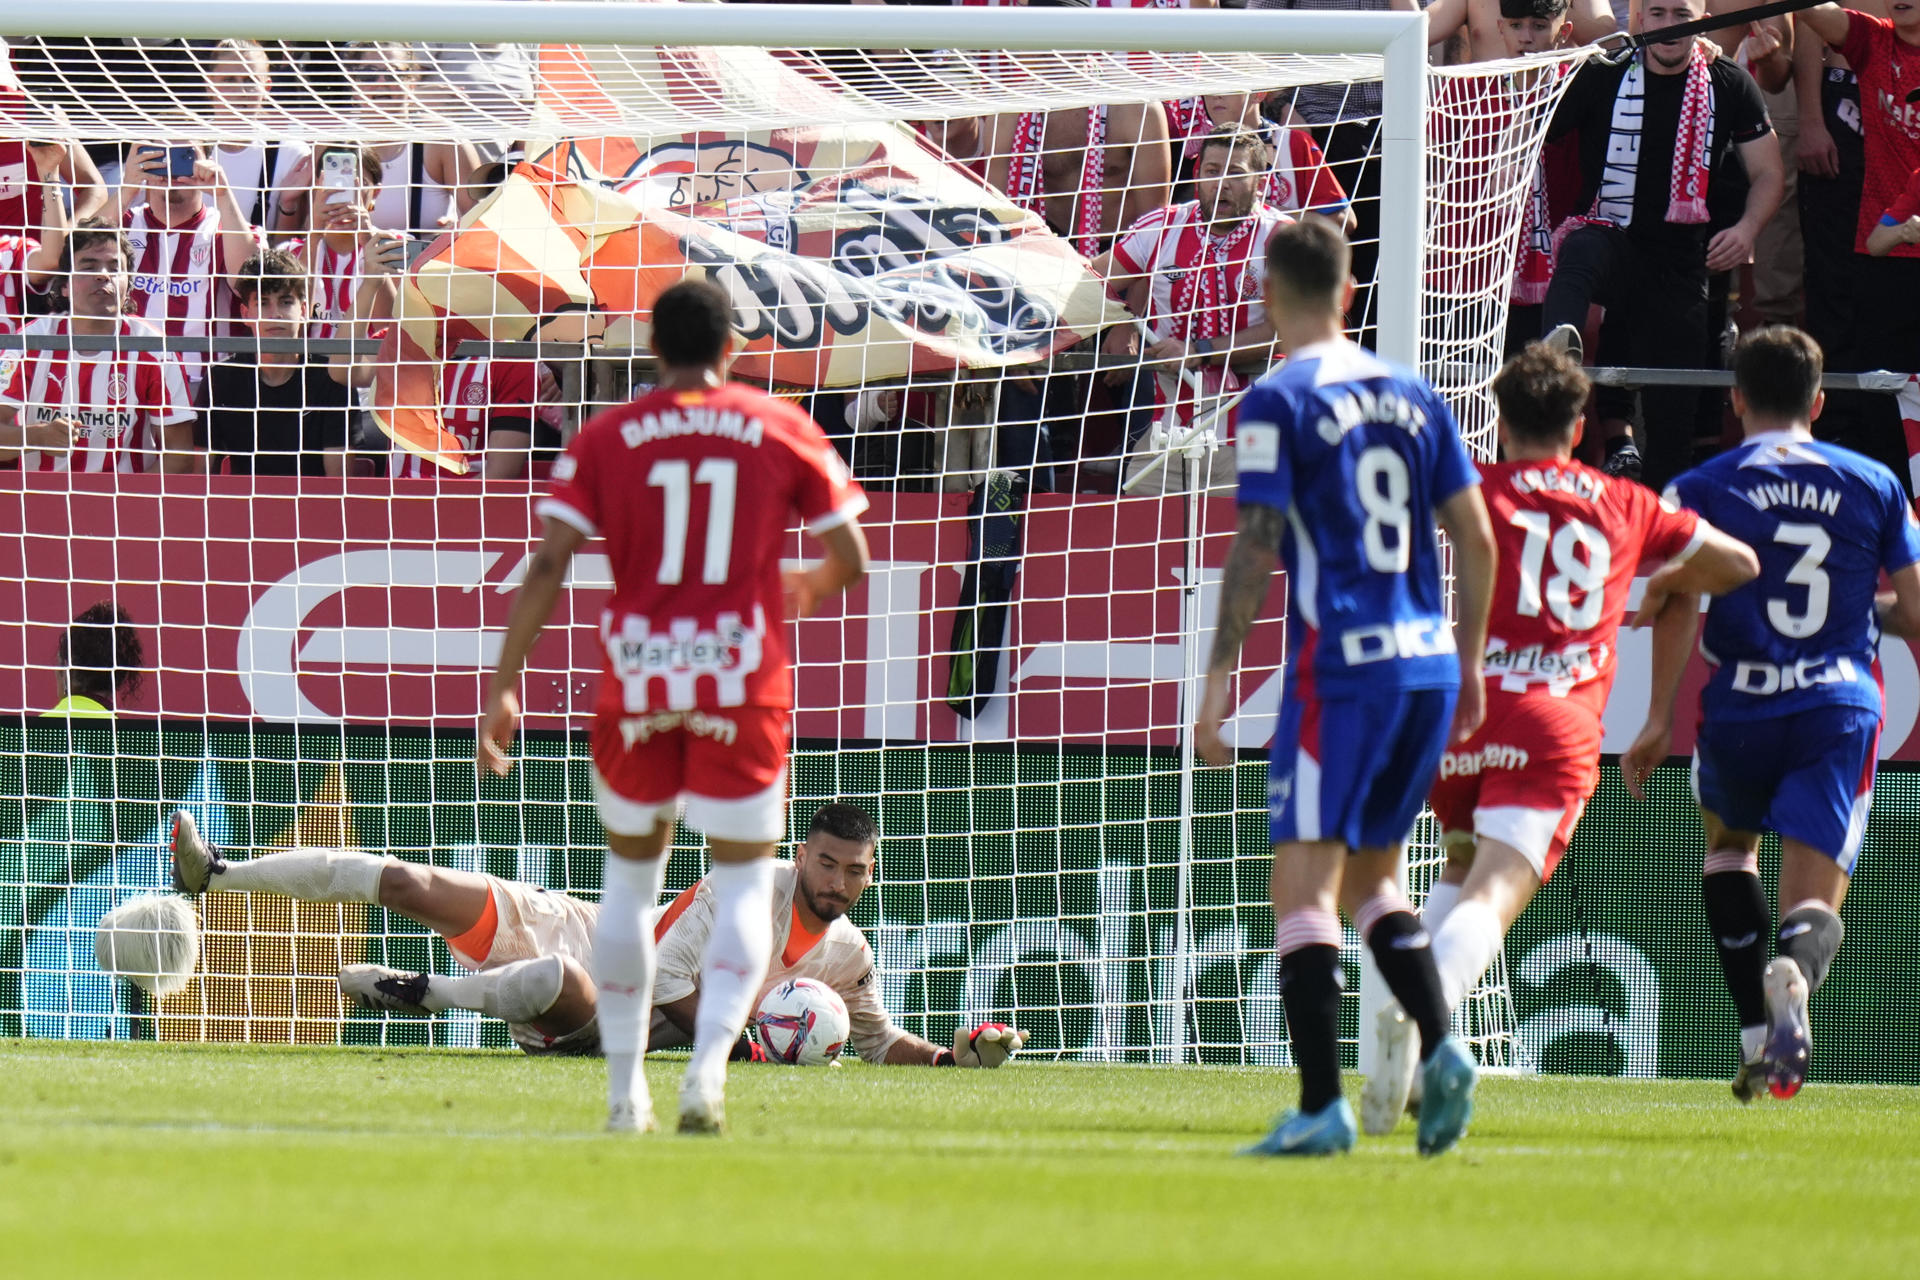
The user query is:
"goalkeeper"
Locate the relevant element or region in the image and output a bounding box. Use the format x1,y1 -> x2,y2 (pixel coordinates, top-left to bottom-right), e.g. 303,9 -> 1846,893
168,801 -> 1025,1068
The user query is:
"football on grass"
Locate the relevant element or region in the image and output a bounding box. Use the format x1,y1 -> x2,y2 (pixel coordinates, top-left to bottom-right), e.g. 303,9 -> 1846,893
754,977 -> 849,1065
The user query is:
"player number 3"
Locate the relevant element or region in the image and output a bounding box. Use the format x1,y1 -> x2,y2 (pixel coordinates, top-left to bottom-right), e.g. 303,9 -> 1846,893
648,457 -> 739,586
1768,522 -> 1831,639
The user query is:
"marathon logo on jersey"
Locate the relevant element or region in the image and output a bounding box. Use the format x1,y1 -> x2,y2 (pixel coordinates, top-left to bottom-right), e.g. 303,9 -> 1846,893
1313,387 -> 1428,444
1728,654 -> 1863,696
27,405 -> 132,430
619,408 -> 765,449
617,709 -> 739,748
1437,742 -> 1531,779
605,608 -> 766,711
1339,618 -> 1456,666
1511,466 -> 1605,503
130,275 -> 208,299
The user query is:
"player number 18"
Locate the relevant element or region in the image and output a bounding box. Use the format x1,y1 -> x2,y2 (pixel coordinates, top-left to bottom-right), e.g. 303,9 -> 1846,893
648,457 -> 738,586
1509,510 -> 1609,630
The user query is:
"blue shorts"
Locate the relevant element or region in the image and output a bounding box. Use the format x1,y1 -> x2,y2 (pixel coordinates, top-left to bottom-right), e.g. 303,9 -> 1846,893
1692,705 -> 1880,875
1269,682 -> 1456,849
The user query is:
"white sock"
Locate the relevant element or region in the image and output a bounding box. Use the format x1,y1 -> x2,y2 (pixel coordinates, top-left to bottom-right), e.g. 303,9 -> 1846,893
684,858 -> 776,1102
1740,1024 -> 1767,1062
1432,899 -> 1506,1010
593,853 -> 668,1113
213,847 -> 390,902
1423,880 -> 1462,932
422,955 -> 566,1024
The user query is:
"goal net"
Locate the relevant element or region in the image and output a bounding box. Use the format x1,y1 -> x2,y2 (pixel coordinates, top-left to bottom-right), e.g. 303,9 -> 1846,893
0,5 -> 1585,1069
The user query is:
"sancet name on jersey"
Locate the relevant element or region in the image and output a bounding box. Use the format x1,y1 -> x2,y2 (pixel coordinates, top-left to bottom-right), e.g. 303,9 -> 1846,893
618,406 -> 765,450
1313,385 -> 1429,444
1743,480 -> 1841,515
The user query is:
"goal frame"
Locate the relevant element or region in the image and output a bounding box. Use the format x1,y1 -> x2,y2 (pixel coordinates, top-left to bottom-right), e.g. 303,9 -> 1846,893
0,0 -> 1465,1069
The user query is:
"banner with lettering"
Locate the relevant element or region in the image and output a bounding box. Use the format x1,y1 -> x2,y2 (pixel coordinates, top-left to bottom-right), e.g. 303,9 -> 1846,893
370,42 -> 1126,472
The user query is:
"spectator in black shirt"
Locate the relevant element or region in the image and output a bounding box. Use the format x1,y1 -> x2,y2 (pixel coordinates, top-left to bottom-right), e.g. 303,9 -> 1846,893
1540,0 -> 1783,488
202,249 -> 355,477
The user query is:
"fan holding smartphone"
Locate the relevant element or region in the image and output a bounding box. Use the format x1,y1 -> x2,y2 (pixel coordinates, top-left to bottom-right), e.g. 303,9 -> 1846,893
279,144 -> 405,352
114,140 -> 270,400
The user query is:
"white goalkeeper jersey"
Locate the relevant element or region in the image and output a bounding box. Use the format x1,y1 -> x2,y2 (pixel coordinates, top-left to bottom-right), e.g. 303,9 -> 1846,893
653,860 -> 904,1064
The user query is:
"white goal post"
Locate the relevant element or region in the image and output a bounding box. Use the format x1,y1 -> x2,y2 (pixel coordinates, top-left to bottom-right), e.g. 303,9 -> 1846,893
0,0 -> 1587,1069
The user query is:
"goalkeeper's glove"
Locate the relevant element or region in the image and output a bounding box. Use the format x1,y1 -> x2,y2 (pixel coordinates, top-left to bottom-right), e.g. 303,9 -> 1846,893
946,1022 -> 1028,1069
729,1036 -> 769,1063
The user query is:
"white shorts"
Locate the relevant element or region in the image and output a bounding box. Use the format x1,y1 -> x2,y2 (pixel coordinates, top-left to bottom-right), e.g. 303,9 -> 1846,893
592,767 -> 787,843
448,877 -> 599,973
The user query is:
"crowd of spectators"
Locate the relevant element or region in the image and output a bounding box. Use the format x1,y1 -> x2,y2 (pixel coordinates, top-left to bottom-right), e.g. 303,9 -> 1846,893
0,4 -> 1913,495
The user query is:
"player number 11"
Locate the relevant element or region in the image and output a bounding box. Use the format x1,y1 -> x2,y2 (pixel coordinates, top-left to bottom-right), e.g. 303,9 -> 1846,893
648,457 -> 738,586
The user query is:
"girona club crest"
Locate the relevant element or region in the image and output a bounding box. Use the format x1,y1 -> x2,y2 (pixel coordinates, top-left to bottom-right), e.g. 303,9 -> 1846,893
106,374 -> 130,401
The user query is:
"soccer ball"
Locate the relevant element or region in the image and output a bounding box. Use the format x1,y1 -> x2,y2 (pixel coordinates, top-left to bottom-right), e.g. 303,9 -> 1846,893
754,977 -> 850,1065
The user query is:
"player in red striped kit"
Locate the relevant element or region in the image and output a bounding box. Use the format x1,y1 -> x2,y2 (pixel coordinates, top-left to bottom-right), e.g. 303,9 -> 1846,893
1363,344 -> 1759,1134
480,278 -> 870,1135
0,220 -> 197,473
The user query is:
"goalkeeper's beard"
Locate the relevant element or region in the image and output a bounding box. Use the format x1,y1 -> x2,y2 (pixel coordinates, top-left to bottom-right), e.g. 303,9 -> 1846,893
798,881 -> 851,924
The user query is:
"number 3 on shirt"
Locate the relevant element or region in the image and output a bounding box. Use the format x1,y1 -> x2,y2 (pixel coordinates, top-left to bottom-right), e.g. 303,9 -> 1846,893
649,457 -> 738,585
1356,446 -> 1411,573
1768,522 -> 1830,638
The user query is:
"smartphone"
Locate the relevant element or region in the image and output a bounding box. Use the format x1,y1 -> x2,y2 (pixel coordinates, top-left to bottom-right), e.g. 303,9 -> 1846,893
166,145 -> 199,180
319,147 -> 360,207
403,237 -> 436,267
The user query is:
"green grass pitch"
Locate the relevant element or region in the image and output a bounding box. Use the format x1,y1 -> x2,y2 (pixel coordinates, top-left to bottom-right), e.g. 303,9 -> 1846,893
2,1042 -> 1916,1279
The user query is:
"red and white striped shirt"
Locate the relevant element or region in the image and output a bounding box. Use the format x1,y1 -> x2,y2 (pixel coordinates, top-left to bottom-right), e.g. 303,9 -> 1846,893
1111,199 -> 1291,345
1111,200 -> 1292,428
282,236 -> 363,342
0,234 -> 43,334
1258,127 -> 1349,216
0,315 -> 195,473
124,203 -> 262,389
392,357 -> 540,479
0,142 -> 44,241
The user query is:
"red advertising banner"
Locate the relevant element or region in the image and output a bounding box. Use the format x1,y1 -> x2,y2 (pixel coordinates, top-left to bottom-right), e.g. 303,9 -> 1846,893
3,475 -> 1917,760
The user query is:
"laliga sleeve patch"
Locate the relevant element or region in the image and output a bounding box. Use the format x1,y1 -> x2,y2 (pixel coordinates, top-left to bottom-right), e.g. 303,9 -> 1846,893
1238,422 -> 1280,473
551,453 -> 577,482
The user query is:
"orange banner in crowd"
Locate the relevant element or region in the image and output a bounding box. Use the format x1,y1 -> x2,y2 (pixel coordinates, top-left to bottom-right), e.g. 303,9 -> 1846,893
371,46 -> 1126,472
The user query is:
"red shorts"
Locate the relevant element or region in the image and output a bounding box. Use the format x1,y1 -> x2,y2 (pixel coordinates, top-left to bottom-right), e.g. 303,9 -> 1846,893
589,704 -> 789,843
1427,692 -> 1602,882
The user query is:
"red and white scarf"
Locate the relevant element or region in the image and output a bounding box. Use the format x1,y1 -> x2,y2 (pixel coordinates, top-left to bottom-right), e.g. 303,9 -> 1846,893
1169,215 -> 1262,343
1514,163 -> 1554,305
1006,105 -> 1109,257
1596,43 -> 1717,228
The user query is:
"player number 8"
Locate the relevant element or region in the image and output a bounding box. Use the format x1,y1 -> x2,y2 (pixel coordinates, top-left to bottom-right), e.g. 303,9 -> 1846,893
1356,446 -> 1411,574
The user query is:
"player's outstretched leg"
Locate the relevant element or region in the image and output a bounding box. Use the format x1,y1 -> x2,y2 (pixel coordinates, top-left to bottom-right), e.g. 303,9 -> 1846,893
595,843 -> 669,1135
342,955 -> 573,1025
171,810 -> 392,903
678,852 -> 776,1135
1701,845 -> 1771,1102
1242,904 -> 1355,1157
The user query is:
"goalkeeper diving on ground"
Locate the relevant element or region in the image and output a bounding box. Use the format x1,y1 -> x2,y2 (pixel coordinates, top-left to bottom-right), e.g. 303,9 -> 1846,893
166,800 -> 1026,1069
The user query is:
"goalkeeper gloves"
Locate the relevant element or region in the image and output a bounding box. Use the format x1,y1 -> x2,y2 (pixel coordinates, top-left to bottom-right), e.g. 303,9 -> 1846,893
729,1036 -> 769,1064
947,1022 -> 1028,1069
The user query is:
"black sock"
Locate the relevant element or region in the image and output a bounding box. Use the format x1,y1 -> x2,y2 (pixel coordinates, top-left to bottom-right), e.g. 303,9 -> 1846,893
1778,904 -> 1845,993
1366,912 -> 1449,1060
1703,871 -> 1769,1030
1279,945 -> 1343,1114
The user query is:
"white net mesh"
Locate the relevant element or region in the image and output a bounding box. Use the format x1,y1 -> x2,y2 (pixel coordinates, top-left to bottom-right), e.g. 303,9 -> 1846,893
0,23 -> 1587,1066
